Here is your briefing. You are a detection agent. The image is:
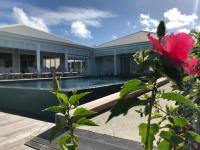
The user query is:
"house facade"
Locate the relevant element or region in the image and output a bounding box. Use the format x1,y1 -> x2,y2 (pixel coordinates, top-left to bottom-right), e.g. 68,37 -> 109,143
0,24 -> 153,76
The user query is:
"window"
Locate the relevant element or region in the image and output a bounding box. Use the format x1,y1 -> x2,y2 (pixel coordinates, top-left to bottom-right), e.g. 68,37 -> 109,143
43,57 -> 60,69
0,53 -> 12,67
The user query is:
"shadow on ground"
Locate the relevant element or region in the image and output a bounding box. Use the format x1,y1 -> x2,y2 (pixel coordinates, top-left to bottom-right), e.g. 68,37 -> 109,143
25,126 -> 143,150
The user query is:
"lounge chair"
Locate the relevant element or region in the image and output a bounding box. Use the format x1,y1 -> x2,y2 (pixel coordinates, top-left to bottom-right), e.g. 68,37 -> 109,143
22,67 -> 41,78
0,67 -> 11,79
9,67 -> 22,79
62,71 -> 71,77
41,68 -> 52,78
28,67 -> 40,78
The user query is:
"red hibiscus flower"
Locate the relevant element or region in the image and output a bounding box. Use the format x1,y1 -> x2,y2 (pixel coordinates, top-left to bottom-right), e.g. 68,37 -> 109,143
183,58 -> 200,75
147,33 -> 200,76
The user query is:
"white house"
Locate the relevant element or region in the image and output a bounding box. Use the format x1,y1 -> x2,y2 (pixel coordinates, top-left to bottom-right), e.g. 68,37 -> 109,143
0,24 -> 153,76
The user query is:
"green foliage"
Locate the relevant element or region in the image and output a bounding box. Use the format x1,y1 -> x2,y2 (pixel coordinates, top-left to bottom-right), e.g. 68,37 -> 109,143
43,106 -> 65,113
107,23 -> 200,150
161,92 -> 199,111
75,117 -> 98,126
44,77 -> 97,149
139,123 -> 159,150
158,140 -> 171,150
151,112 -> 163,119
120,79 -> 145,97
58,135 -> 71,146
69,92 -> 90,106
185,131 -> 200,143
73,107 -> 96,117
173,117 -> 187,128
52,75 -> 60,92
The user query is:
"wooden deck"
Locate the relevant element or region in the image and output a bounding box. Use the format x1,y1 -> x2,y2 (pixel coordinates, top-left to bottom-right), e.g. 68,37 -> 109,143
0,112 -> 54,150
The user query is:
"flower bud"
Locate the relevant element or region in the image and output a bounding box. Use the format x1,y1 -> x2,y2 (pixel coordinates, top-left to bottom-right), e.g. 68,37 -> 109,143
157,21 -> 166,41
52,73 -> 60,92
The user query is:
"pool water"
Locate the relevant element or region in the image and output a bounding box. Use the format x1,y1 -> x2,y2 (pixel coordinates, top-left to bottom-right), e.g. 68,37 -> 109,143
0,77 -> 127,90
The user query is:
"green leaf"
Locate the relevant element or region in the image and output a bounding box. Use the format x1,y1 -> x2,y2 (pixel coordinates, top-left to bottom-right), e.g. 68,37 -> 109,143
49,124 -> 63,142
51,92 -> 69,106
106,98 -> 147,122
57,92 -> 69,105
160,130 -> 175,141
60,144 -> 69,150
138,123 -> 159,150
73,107 -> 97,117
182,75 -> 190,82
69,92 -> 90,106
120,79 -> 145,97
43,105 -> 64,113
174,117 -> 187,128
160,130 -> 184,146
57,134 -> 71,146
158,140 -> 171,150
61,144 -> 75,150
75,117 -> 98,126
151,112 -> 163,119
170,135 -> 184,145
161,92 -> 199,110
186,131 -> 200,143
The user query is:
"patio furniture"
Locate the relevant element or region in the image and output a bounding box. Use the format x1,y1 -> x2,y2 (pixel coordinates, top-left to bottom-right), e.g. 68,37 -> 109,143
41,68 -> 53,78
22,67 -> 41,79
62,71 -> 70,77
0,67 -> 11,79
0,73 -> 4,79
28,67 -> 41,78
9,67 -> 22,79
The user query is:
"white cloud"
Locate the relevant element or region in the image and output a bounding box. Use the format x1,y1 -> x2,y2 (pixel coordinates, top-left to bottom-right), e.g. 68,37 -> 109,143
178,28 -> 190,33
13,7 -> 49,32
71,21 -> 92,39
112,35 -> 117,40
196,25 -> 200,31
139,8 -> 199,33
139,14 -> 158,32
31,6 -> 115,38
164,8 -> 198,29
33,6 -> 115,28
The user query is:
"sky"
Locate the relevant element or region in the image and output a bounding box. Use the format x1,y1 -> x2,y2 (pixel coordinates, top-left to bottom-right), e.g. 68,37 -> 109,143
0,0 -> 200,46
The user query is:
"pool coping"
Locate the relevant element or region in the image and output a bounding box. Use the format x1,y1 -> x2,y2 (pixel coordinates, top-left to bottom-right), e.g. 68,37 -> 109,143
0,77 -> 126,91
0,75 -> 86,83
55,78 -> 169,124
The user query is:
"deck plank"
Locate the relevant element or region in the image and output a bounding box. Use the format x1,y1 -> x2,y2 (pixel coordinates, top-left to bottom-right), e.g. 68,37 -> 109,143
0,112 -> 54,150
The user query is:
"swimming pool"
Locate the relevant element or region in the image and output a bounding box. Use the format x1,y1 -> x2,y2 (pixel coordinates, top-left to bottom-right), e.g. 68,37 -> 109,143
0,77 -> 128,122
0,77 -> 126,90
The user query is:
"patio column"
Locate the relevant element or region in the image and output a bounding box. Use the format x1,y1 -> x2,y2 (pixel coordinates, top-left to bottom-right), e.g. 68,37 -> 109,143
113,49 -> 117,75
80,60 -> 83,69
14,49 -> 20,72
64,48 -> 68,72
36,44 -> 41,73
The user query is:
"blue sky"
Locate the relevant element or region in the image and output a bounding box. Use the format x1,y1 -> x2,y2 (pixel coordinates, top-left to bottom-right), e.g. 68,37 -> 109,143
0,0 -> 199,46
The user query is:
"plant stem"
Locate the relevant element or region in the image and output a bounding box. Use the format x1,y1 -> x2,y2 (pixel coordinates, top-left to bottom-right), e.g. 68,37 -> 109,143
145,78 -> 157,150
67,109 -> 78,150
